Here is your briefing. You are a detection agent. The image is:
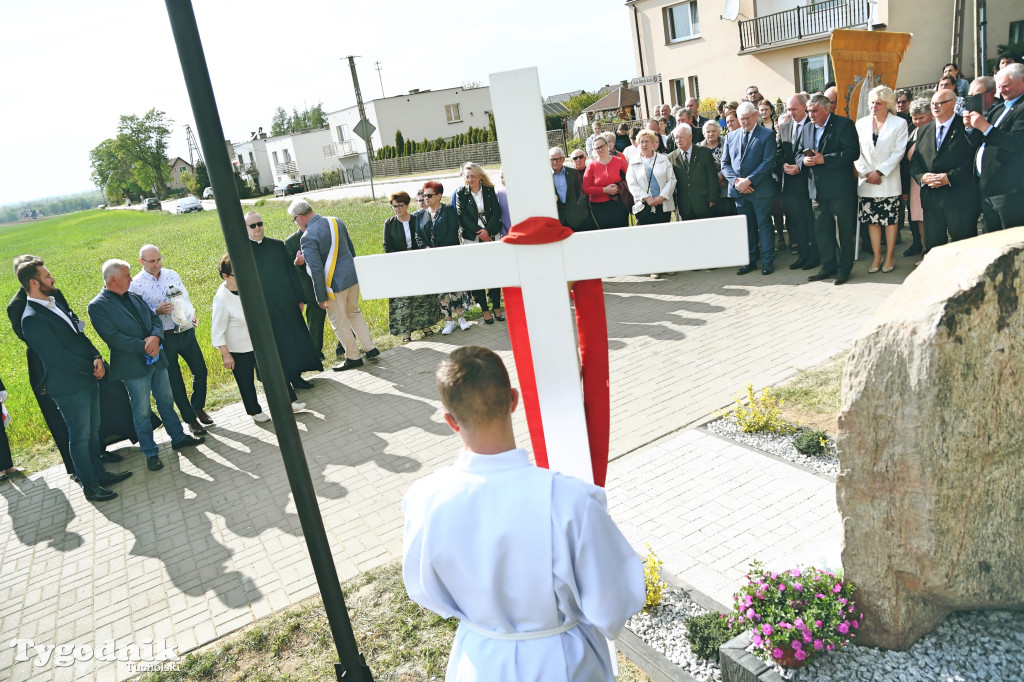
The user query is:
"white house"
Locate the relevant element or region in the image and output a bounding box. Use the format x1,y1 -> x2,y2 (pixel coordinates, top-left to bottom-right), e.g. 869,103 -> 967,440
229,134 -> 274,192
263,128 -> 334,186
324,85 -> 494,168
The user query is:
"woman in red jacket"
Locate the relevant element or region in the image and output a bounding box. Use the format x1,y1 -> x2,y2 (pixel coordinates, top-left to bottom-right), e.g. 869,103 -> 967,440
583,135 -> 629,229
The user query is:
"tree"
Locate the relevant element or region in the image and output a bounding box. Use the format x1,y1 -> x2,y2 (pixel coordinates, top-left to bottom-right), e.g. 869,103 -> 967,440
308,102 -> 327,129
271,107 -> 290,136
90,137 -> 142,202
395,130 -> 405,157
116,109 -> 173,197
194,162 -> 210,191
179,170 -> 201,197
563,91 -> 603,122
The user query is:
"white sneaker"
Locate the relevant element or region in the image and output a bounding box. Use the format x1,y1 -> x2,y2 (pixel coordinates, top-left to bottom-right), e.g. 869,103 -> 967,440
252,412 -> 271,423
458,316 -> 471,331
291,402 -> 306,412
441,319 -> 456,335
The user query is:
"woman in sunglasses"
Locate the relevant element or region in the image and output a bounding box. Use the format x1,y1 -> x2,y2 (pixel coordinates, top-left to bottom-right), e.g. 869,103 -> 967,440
384,191 -> 440,342
582,135 -> 629,229
415,180 -> 471,335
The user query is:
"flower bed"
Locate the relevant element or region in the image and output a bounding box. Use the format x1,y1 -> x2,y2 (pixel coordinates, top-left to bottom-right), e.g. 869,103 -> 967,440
704,418 -> 838,478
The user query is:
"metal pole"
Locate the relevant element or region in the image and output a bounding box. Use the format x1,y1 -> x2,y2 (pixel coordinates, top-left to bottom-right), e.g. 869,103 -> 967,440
374,60 -> 385,98
978,0 -> 988,76
346,56 -> 376,201
162,4 -> 373,681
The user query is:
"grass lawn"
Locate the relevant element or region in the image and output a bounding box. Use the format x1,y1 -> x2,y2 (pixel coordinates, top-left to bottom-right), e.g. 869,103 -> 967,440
774,353 -> 847,434
0,198 -> 431,472
139,561 -> 651,682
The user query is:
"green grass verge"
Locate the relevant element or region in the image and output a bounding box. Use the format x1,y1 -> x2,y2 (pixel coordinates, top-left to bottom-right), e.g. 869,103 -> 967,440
137,561 -> 650,681
1,198 -> 450,470
774,353 -> 847,418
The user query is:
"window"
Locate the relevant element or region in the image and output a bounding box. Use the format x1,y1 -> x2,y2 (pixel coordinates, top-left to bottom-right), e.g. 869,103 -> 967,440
665,1 -> 700,43
798,54 -> 834,94
337,124 -> 350,142
670,78 -> 686,106
1010,20 -> 1024,44
180,166 -> 187,173
248,152 -> 254,164
445,104 -> 462,123
283,149 -> 292,162
688,76 -> 700,102
272,151 -> 279,165
237,155 -> 243,166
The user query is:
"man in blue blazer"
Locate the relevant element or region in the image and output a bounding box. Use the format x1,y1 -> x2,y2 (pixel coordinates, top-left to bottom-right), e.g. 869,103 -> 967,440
722,102 -> 779,274
798,94 -> 861,285
88,259 -> 203,472
18,258 -> 133,501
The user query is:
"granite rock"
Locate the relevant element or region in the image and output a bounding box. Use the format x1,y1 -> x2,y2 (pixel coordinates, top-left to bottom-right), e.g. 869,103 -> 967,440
836,228 -> 1024,650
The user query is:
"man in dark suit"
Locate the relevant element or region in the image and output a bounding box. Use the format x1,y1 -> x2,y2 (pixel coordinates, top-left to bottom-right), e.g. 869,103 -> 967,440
722,102 -> 778,275
686,97 -> 710,132
798,94 -> 860,284
910,91 -> 979,250
677,109 -> 704,144
667,124 -> 718,220
963,63 -> 1024,232
283,226 -> 328,358
549,146 -> 591,231
89,259 -> 203,472
778,93 -> 820,270
17,258 -> 133,501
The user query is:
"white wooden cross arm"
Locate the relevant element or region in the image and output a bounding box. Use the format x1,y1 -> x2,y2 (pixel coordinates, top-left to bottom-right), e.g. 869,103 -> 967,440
355,68 -> 748,484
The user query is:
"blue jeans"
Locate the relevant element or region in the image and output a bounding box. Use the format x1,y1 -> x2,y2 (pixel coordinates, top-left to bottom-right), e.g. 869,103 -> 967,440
51,384 -> 105,488
122,366 -> 186,457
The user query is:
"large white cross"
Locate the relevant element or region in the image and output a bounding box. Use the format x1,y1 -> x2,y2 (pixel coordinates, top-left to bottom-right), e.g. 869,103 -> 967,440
355,67 -> 747,484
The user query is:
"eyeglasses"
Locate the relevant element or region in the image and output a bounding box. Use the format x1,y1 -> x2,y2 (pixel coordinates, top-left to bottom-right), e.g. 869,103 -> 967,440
142,257 -> 162,264
391,203 -> 407,208
932,99 -> 955,107
550,156 -> 565,161
422,193 -> 436,198
571,155 -> 585,160
247,221 -> 263,228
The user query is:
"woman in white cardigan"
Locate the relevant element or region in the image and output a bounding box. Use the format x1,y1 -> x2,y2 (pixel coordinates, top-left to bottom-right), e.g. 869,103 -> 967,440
627,128 -> 677,278
854,86 -> 909,273
211,255 -> 303,423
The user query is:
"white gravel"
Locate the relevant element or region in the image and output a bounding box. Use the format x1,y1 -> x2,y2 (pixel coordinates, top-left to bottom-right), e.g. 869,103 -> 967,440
627,585 -> 723,681
704,417 -> 838,478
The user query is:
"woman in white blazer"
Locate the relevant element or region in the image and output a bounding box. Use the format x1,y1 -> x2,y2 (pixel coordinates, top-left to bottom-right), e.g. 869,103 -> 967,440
626,128 -> 677,225
854,86 -> 909,273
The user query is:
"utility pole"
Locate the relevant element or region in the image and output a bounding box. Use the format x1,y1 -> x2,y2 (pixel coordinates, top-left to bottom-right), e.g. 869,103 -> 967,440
345,55 -> 376,200
374,60 -> 385,98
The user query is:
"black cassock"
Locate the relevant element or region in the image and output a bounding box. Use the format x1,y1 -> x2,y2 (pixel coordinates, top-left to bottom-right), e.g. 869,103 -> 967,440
7,287 -> 159,475
248,237 -> 322,379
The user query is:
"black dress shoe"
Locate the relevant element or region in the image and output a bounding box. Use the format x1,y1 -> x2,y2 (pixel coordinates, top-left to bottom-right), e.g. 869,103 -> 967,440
172,434 -> 204,449
333,358 -> 364,371
789,259 -> 805,270
70,473 -> 80,483
100,451 -> 123,463
364,348 -> 380,360
292,377 -> 315,390
146,457 -> 164,471
762,264 -> 774,275
902,244 -> 922,257
736,264 -> 757,275
834,274 -> 850,285
484,316 -> 494,324
195,409 -> 214,425
187,420 -> 207,436
84,485 -> 118,502
801,259 -> 821,270
808,270 -> 837,282
99,471 -> 133,486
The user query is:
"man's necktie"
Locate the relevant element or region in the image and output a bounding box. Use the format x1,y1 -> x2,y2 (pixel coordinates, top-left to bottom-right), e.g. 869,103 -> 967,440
936,124 -> 945,150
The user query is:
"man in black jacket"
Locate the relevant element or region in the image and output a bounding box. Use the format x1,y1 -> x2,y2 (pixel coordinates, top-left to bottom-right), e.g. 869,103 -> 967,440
18,258 -> 133,501
549,147 -> 591,231
798,94 -> 860,284
778,93 -> 820,270
911,91 -> 979,249
668,124 -> 718,220
963,63 -> 1024,232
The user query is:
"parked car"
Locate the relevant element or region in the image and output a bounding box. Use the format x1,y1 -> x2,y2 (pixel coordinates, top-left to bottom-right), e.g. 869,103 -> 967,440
144,198 -> 161,211
177,196 -> 204,214
203,187 -> 214,199
274,180 -> 305,197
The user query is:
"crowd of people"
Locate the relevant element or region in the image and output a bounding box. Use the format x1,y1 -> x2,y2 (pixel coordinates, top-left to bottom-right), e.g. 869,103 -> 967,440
560,54 -> 1023,284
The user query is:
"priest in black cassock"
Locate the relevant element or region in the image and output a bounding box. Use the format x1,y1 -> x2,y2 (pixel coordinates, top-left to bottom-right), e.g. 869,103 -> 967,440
244,212 -> 322,397
7,258 -> 156,477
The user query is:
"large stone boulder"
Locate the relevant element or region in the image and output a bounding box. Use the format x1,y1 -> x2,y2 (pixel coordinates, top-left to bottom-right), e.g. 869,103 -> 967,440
836,228 -> 1024,650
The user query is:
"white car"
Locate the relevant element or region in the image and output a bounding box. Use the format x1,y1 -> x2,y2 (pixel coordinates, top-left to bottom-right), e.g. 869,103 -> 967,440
203,187 -> 214,199
177,196 -> 204,214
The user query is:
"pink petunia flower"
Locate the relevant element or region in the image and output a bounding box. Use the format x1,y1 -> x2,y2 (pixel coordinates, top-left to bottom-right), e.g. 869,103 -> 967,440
813,639 -> 824,651
752,634 -> 762,647
795,649 -> 807,661
815,593 -> 826,599
852,620 -> 859,629
746,608 -> 755,620
837,622 -> 850,635
744,595 -> 754,607
762,624 -> 773,636
794,582 -> 803,592
802,630 -> 813,643
827,643 -> 835,651
771,572 -> 779,580
794,617 -> 804,628
815,620 -> 822,628
779,622 -> 792,629
779,584 -> 786,592
772,648 -> 784,660
791,640 -> 802,650
832,583 -> 842,593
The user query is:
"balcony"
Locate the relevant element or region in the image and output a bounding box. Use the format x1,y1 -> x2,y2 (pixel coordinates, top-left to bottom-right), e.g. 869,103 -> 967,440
275,160 -> 297,175
739,0 -> 872,53
322,140 -> 360,158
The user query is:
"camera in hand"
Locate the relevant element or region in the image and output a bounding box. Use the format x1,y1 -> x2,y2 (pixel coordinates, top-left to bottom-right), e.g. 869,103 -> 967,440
962,94 -> 985,114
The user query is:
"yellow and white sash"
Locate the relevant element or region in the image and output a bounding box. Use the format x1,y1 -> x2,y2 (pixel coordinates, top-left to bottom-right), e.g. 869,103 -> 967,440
323,216 -> 341,300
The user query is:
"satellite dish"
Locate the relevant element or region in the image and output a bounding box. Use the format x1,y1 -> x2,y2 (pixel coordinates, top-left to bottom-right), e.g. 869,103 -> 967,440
722,0 -> 739,21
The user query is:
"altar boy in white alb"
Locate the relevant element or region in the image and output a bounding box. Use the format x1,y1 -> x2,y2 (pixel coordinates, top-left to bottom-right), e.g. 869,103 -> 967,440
402,346 -> 645,681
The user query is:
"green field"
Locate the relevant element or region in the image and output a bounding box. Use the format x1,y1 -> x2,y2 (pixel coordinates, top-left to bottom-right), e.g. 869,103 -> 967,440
0,198 -> 406,470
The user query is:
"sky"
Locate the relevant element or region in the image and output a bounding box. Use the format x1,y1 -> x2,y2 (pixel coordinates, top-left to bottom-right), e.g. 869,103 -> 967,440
0,0 -> 636,206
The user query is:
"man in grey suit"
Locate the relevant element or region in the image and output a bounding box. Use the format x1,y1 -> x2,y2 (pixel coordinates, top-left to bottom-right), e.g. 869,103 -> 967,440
288,198 -> 378,372
667,124 -> 718,220
549,147 -> 591,231
283,227 -> 329,358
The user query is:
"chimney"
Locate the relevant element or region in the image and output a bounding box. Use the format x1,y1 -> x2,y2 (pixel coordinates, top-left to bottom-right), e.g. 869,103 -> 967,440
409,88 -> 420,95
620,80 -> 628,89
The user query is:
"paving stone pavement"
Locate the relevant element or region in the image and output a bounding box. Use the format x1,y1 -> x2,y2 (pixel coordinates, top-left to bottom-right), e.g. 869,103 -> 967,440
0,255 -> 909,680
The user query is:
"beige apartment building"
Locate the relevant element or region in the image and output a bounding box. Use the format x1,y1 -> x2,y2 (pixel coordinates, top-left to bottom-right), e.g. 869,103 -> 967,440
627,0 -> 1022,116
